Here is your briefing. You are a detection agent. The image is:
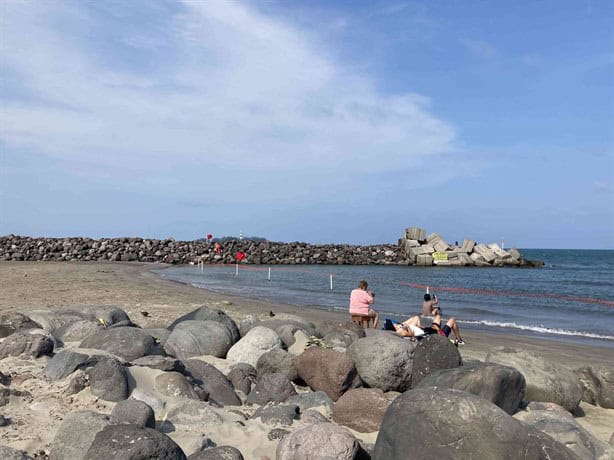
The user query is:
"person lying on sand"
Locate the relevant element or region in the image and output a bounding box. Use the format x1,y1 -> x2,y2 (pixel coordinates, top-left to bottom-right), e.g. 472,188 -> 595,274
386,315 -> 433,338
431,308 -> 465,344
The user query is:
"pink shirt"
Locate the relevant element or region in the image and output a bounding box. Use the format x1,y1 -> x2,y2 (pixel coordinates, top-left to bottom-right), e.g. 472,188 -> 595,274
349,289 -> 373,315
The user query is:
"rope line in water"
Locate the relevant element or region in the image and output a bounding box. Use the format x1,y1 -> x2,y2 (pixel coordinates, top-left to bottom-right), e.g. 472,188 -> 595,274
399,281 -> 614,307
210,263 -> 614,307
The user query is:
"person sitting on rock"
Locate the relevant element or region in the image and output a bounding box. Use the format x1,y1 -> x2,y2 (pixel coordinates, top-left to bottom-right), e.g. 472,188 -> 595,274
431,308 -> 465,345
349,280 -> 378,328
422,293 -> 439,316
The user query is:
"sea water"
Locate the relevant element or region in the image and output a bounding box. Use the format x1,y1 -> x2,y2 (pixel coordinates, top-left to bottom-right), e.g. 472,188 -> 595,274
156,249 -> 614,347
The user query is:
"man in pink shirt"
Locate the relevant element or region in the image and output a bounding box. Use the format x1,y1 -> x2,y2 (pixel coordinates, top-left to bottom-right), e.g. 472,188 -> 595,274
349,280 -> 379,328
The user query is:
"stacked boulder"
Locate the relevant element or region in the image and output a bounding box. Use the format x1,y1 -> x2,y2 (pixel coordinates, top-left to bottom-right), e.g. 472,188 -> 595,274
399,227 -> 541,267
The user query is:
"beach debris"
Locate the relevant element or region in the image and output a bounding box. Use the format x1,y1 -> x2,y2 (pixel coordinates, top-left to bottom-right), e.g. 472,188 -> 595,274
140,310 -> 150,317
304,336 -> 331,349
269,310 -> 276,317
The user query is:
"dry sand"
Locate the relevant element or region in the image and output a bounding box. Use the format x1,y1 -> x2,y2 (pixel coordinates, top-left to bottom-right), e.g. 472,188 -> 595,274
0,261 -> 613,457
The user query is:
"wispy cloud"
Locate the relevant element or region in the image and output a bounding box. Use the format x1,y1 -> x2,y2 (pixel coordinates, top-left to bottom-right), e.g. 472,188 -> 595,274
593,180 -> 611,193
1,0 -> 457,199
459,38 -> 498,59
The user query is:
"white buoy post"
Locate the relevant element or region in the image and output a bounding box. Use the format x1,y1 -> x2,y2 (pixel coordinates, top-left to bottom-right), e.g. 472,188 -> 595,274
268,267 -> 271,282
235,263 -> 239,276
329,274 -> 333,291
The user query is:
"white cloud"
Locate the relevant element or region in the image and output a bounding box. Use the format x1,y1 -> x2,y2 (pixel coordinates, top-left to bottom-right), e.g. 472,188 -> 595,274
1,0 -> 457,178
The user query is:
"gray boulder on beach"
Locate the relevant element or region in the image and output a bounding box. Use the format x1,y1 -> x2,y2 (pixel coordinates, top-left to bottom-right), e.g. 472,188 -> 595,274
80,327 -> 155,362
294,347 -> 361,401
87,357 -> 129,402
486,347 -> 583,412
131,355 -> 185,373
160,400 -> 224,432
514,401 -> 614,460
0,312 -> 42,338
246,372 -> 297,405
184,359 -> 241,406
43,349 -> 92,381
321,323 -> 365,349
52,320 -> 103,343
143,328 -> 171,347
169,306 -> 240,343
227,363 -> 257,396
286,390 -> 334,415
347,334 -> 414,392
85,424 -> 186,460
155,371 -> 200,399
415,361 -> 526,414
188,446 -> 244,460
276,423 -> 359,460
164,320 -> 235,360
24,310 -> 87,333
0,446 -> 34,460
332,388 -> 395,433
256,348 -> 298,381
111,399 -> 156,428
0,330 -> 54,359
373,388 -> 580,460
410,334 -> 462,386
49,410 -> 112,460
575,365 -> 614,409
252,402 -> 300,426
226,326 -> 283,367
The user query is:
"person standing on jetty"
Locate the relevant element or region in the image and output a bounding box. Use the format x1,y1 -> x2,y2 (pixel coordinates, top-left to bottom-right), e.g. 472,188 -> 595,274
349,280 -> 379,328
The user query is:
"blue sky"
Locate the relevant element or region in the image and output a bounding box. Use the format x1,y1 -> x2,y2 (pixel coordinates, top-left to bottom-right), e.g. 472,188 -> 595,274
1,0 -> 612,249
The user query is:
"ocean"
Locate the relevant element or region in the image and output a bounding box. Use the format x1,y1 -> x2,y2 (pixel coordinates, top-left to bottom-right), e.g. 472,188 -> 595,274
155,249 -> 614,348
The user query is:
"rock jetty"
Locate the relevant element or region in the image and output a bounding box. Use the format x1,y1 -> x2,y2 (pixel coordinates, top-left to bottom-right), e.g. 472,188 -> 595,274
0,229 -> 543,267
0,304 -> 610,459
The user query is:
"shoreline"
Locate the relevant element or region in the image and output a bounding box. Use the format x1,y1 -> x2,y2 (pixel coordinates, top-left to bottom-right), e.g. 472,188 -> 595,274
1,260 -> 613,368
1,260 -> 613,452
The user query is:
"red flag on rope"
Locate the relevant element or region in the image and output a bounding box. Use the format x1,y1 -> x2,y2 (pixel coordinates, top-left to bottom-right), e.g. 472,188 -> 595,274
236,251 -> 246,262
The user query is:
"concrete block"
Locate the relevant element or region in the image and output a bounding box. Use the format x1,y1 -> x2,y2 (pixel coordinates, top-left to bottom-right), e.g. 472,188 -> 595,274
473,244 -> 497,262
434,240 -> 451,252
457,253 -> 472,266
404,227 -> 426,241
487,243 -> 507,258
508,248 -> 521,260
403,239 -> 420,254
470,252 -> 486,263
426,233 -> 441,244
458,239 -> 476,253
409,245 -> 434,258
416,254 -> 433,266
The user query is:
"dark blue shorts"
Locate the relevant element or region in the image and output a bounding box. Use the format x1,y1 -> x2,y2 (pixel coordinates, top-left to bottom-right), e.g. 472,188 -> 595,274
441,324 -> 452,337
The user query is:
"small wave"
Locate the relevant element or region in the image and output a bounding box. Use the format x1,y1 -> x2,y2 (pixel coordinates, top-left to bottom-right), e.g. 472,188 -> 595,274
460,319 -> 614,341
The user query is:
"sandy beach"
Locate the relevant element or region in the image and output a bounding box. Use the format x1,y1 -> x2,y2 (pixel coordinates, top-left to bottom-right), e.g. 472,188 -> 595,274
1,261 -> 613,457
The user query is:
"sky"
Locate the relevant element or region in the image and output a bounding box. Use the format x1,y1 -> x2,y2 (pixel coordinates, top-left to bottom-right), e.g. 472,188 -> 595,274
1,0 -> 613,249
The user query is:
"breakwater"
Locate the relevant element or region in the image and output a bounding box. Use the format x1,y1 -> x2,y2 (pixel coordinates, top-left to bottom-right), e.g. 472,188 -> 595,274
0,229 -> 543,267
